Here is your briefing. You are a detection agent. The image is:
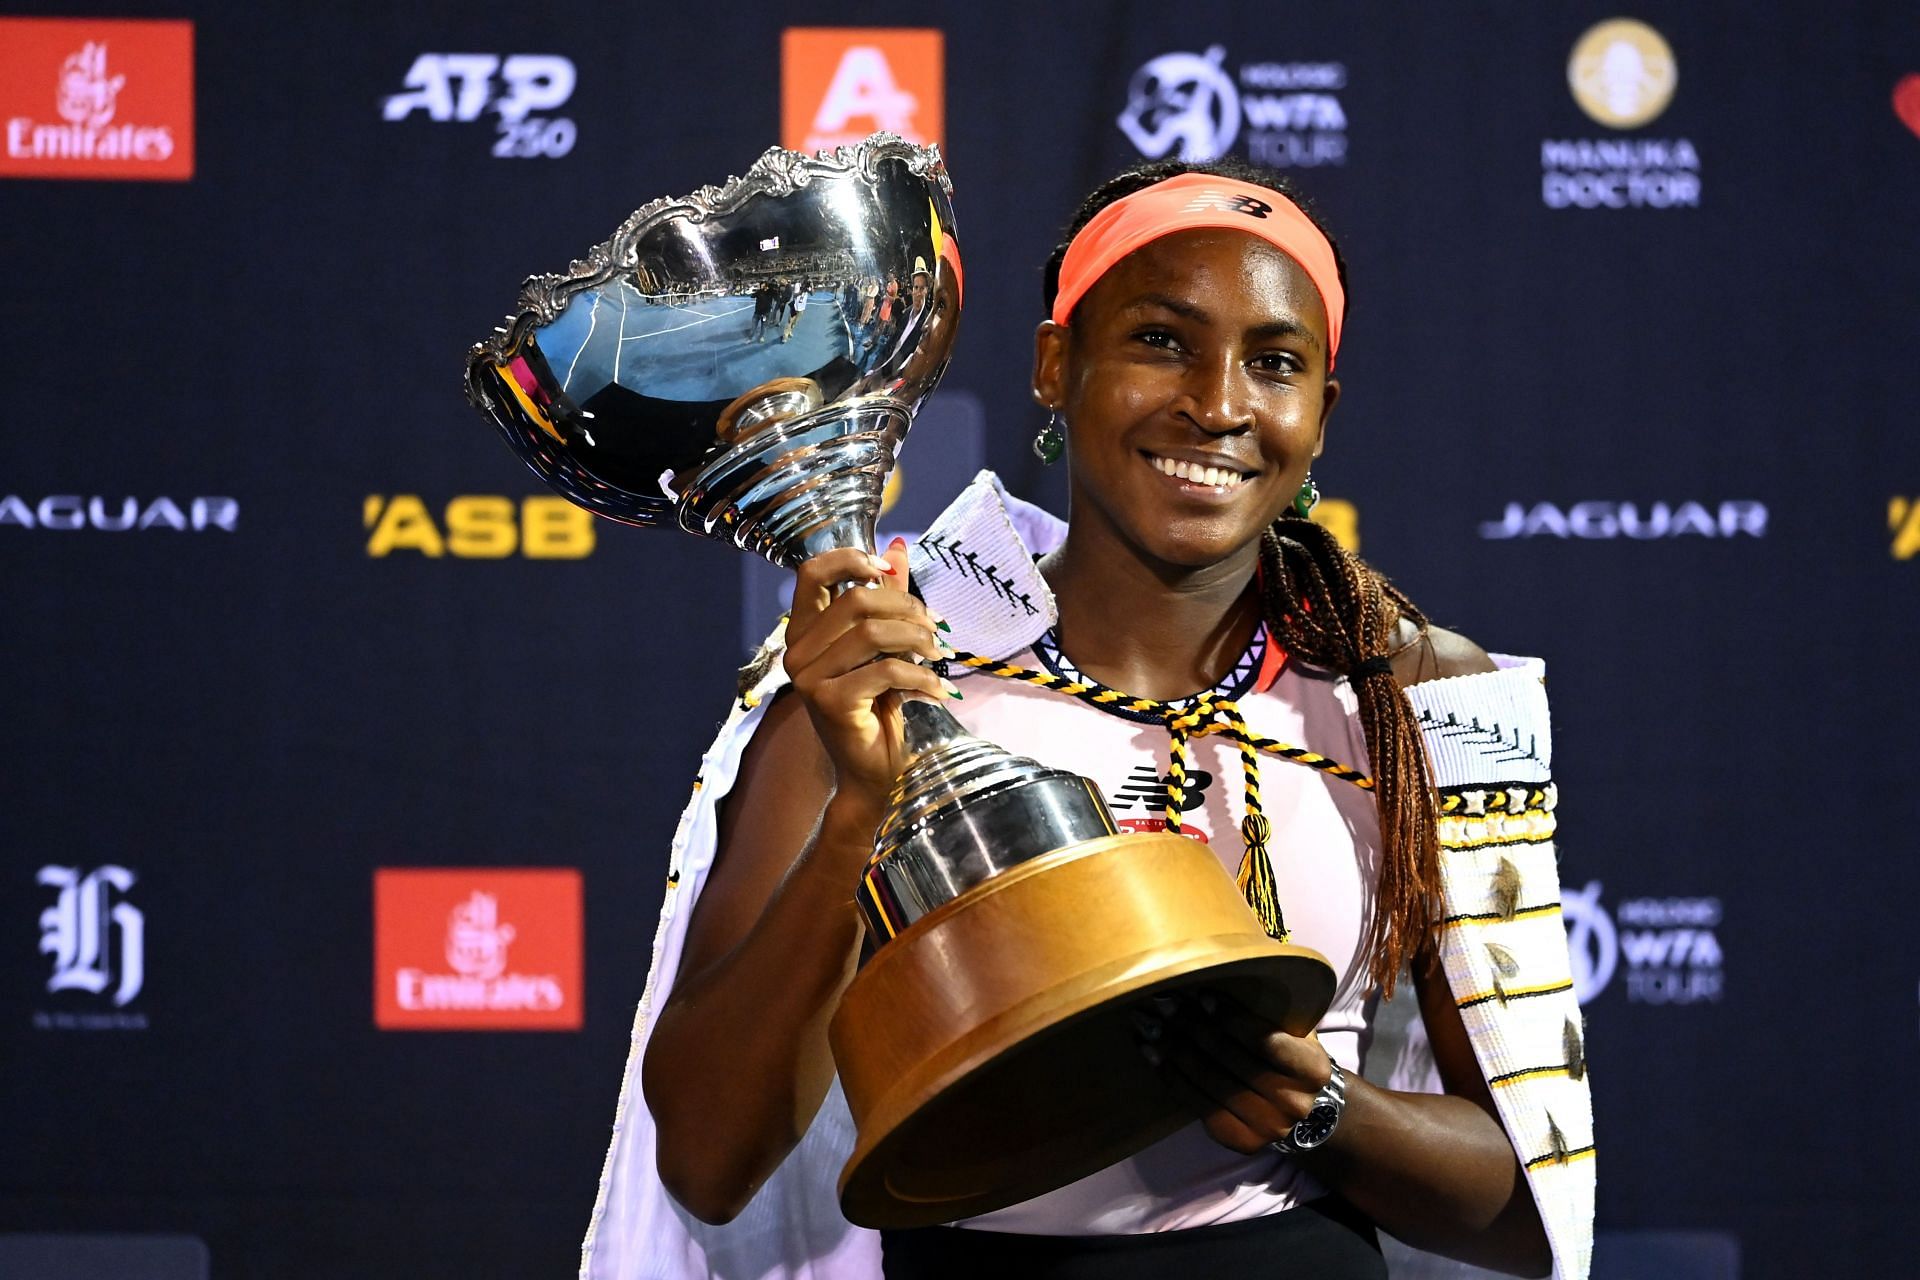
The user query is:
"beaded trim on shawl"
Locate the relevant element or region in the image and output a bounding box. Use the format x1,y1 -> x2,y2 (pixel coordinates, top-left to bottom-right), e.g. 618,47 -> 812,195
1030,625 -> 1268,723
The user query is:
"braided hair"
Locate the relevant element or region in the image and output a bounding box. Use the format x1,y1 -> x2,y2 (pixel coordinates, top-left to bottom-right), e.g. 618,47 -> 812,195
1045,159 -> 1440,995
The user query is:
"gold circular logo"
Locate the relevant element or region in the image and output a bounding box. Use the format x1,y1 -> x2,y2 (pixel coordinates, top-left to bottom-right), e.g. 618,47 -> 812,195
1568,19 -> 1676,129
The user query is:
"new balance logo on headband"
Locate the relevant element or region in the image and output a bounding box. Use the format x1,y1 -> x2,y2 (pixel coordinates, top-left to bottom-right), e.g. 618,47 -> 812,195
1182,190 -> 1272,219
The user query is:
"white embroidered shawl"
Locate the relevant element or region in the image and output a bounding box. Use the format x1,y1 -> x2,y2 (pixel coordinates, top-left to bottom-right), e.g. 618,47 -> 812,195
581,472 -> 1593,1280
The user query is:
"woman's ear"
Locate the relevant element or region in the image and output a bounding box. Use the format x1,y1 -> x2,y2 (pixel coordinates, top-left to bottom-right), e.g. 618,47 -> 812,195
1312,378 -> 1341,459
1032,320 -> 1069,411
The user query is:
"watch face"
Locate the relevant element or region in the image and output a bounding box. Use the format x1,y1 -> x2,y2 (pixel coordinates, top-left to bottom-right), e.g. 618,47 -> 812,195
1293,1102 -> 1340,1149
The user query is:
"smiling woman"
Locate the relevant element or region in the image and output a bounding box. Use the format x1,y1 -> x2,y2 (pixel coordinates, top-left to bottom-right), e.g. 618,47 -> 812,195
619,158 -> 1593,1280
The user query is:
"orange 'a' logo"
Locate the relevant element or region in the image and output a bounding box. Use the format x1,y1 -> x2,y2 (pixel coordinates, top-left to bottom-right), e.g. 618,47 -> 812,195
374,868 -> 583,1031
782,28 -> 943,155
0,17 -> 194,180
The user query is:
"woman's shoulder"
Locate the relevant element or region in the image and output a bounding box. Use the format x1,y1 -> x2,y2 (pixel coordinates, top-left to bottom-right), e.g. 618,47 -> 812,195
1387,618 -> 1498,689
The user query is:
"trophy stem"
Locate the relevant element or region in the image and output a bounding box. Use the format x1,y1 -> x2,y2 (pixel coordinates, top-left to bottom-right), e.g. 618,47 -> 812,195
899,699 -> 966,759
797,512 -> 880,563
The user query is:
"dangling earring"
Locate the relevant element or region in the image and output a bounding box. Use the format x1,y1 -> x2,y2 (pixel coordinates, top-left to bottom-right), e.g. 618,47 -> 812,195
1292,472 -> 1320,517
1033,410 -> 1064,464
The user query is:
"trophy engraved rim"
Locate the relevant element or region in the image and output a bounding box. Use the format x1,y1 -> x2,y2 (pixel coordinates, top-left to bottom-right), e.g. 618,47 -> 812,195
467,132 -> 950,371
463,130 -> 960,561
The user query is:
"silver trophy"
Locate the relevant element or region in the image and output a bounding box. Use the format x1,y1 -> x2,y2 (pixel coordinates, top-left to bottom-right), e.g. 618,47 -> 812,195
465,132 -> 958,564
464,134 -> 1334,1228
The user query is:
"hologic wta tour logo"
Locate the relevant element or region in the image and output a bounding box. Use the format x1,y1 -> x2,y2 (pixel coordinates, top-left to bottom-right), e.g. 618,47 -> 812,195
1117,45 -> 1348,168
1542,19 -> 1698,209
374,868 -> 582,1030
383,54 -> 578,158
1563,881 -> 1725,1006
0,18 -> 193,180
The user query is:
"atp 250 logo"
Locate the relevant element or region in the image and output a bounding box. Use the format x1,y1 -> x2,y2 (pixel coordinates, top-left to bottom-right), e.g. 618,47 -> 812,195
364,494 -> 594,558
383,54 -> 576,158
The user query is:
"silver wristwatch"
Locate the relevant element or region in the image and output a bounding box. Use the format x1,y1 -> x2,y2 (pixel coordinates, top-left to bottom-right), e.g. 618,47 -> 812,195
1271,1058 -> 1348,1154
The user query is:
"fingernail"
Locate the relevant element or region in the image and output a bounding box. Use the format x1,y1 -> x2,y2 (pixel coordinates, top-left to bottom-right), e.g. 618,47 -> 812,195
934,618 -> 952,633
867,555 -> 890,574
1198,992 -> 1218,1016
880,560 -> 899,576
889,536 -> 907,552
1150,994 -> 1179,1018
941,678 -> 963,700
1139,1042 -> 1163,1068
1129,1010 -> 1163,1042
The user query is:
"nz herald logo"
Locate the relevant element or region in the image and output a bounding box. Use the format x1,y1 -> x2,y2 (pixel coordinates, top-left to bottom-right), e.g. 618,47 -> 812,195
36,865 -> 147,1030
1109,762 -> 1213,840
0,18 -> 194,180
364,494 -> 594,558
383,54 -> 577,158
782,28 -> 943,154
1563,881 -> 1724,1005
375,869 -> 582,1030
1117,46 -> 1347,168
1543,19 -> 1699,209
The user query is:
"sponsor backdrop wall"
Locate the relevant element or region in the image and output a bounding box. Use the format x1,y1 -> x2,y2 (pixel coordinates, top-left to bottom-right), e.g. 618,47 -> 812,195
4,2 -> 1917,1277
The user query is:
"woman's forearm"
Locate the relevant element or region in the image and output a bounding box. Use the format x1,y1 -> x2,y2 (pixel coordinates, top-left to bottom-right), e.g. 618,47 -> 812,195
1301,1078 -> 1551,1277
642,792 -> 880,1224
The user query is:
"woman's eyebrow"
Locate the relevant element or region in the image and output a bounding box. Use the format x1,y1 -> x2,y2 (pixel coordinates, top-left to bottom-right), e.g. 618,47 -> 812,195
1126,294 -> 1323,351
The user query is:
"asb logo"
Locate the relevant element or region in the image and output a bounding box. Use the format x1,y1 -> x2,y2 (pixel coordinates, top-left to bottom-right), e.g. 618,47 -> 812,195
0,18 -> 193,180
1890,496 -> 1920,559
36,865 -> 147,1031
364,494 -> 594,558
1563,881 -> 1724,1006
383,54 -> 577,159
783,28 -> 943,154
1479,500 -> 1766,540
1117,46 -> 1347,168
374,868 -> 582,1030
1543,19 -> 1698,209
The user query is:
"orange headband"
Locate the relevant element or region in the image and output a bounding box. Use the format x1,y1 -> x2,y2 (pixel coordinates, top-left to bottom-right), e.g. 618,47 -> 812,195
1051,172 -> 1345,371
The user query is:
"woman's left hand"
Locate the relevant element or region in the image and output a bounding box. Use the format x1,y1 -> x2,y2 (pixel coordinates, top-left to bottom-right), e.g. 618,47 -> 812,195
1140,992 -> 1339,1156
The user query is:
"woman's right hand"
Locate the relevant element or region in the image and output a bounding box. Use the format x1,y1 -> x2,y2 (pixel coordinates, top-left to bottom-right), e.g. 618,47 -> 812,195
781,539 -> 952,809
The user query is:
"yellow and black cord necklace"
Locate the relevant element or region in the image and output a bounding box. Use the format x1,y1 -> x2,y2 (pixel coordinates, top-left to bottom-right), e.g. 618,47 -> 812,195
945,642 -> 1374,944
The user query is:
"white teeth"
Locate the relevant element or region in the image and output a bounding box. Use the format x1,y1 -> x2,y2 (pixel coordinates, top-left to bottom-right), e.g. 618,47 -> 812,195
1149,454 -> 1243,489
1152,452 -> 1244,487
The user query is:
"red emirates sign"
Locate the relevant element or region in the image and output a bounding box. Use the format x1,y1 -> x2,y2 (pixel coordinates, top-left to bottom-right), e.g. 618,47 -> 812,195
374,868 -> 583,1031
0,18 -> 195,181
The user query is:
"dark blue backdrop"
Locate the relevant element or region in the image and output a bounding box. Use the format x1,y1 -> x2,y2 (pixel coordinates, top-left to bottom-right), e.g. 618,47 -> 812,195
4,2 -> 1917,1277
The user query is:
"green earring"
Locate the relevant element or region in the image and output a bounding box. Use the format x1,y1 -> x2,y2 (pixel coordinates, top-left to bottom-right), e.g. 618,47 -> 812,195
1292,472 -> 1320,517
1033,410 -> 1064,464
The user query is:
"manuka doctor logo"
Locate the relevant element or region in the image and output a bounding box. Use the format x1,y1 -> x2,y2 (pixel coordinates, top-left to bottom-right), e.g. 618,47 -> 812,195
1543,19 -> 1699,210
1479,501 -> 1766,540
1117,46 -> 1348,168
383,54 -> 577,158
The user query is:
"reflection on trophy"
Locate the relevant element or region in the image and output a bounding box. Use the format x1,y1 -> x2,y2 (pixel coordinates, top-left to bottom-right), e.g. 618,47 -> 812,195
464,133 -> 1335,1228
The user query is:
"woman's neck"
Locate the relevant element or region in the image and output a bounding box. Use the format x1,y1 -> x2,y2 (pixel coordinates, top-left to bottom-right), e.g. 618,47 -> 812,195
1039,524 -> 1262,703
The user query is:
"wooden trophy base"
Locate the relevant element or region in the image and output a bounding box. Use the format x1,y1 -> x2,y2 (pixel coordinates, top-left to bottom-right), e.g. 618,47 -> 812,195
829,831 -> 1336,1229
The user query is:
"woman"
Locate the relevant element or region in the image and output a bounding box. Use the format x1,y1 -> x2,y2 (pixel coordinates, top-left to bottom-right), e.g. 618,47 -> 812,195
595,159 -> 1592,1279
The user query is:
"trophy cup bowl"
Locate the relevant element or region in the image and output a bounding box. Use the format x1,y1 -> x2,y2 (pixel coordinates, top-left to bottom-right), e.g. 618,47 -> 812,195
463,133 -> 1336,1229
